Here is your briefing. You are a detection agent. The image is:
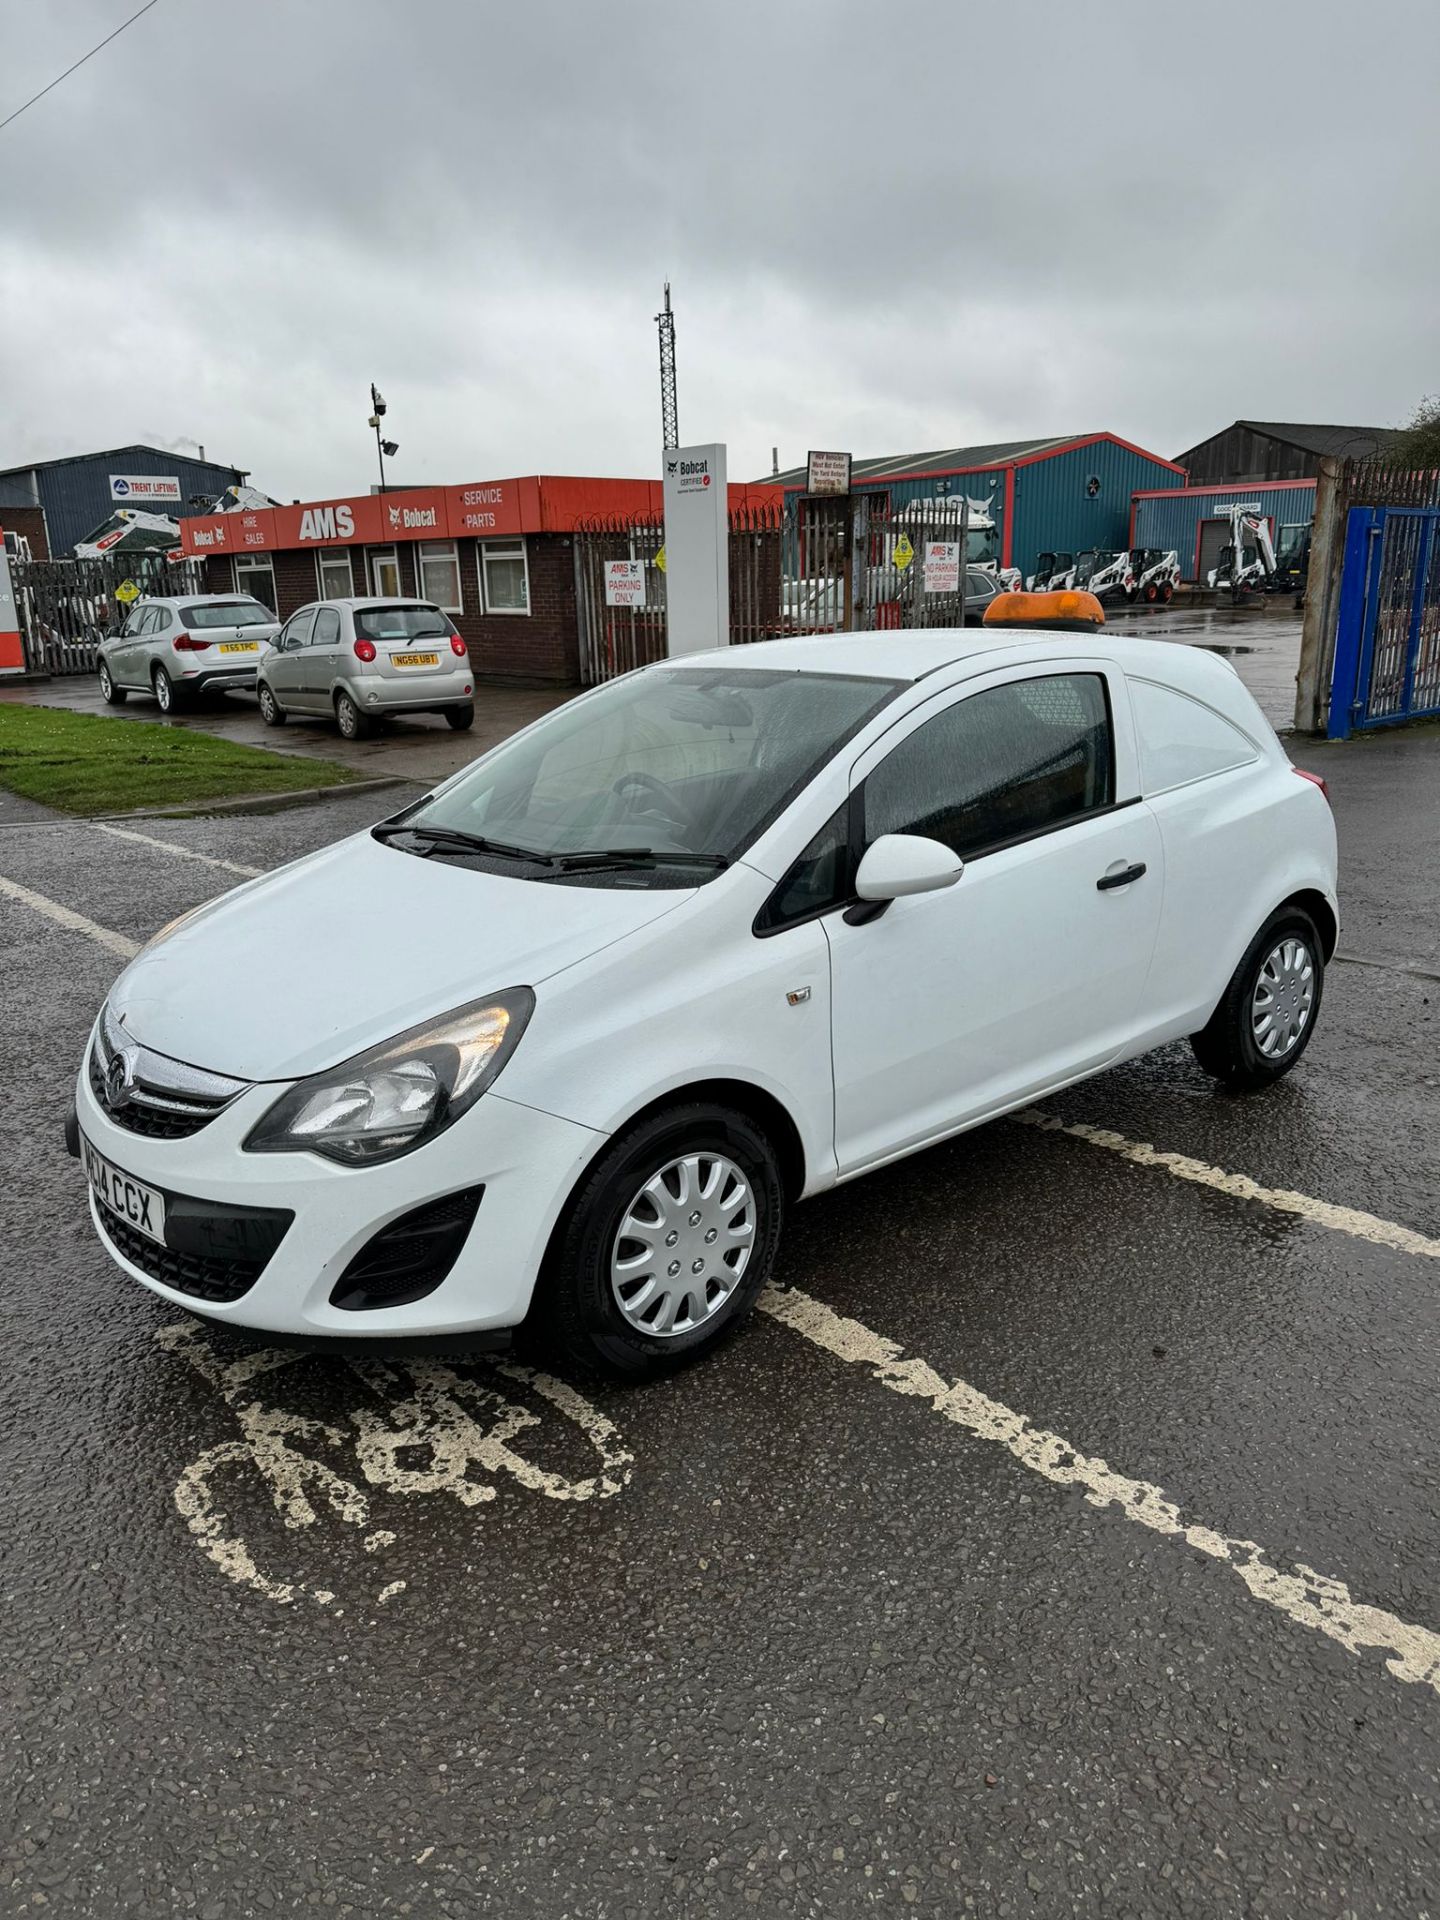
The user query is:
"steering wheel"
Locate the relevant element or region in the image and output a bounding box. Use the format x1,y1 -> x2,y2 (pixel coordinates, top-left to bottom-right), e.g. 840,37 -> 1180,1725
612,771 -> 694,836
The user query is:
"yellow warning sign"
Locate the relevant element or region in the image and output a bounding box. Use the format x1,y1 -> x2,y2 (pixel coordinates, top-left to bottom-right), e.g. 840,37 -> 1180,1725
654,545 -> 667,574
892,534 -> 914,571
115,579 -> 141,604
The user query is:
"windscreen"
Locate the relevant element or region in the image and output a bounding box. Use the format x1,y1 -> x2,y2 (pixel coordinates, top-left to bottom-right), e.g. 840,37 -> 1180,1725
355,604 -> 455,642
180,601 -> 274,629
402,666 -> 901,880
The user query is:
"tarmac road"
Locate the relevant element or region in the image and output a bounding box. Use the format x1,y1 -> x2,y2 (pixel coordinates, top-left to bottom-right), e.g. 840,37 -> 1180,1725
1,733 -> 1438,1919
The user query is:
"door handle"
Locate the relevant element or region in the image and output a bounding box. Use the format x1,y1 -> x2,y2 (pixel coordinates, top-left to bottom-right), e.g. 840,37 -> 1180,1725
1096,862 -> 1147,891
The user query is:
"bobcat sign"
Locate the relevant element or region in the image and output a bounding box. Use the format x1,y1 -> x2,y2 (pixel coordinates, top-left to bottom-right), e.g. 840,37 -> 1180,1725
661,442 -> 729,656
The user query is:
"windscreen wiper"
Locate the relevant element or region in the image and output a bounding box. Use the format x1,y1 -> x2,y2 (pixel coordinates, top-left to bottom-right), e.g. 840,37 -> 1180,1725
371,822 -> 560,865
552,847 -> 730,873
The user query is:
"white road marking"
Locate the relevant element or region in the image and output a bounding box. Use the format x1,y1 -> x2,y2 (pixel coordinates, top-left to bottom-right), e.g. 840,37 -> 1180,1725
1012,1109 -> 1440,1260
159,1324 -> 634,1607
89,820 -> 262,878
0,873 -> 139,960
759,1285 -> 1440,1699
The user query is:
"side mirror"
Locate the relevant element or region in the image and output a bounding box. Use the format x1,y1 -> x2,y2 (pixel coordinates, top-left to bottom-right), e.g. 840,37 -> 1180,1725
854,833 -> 964,902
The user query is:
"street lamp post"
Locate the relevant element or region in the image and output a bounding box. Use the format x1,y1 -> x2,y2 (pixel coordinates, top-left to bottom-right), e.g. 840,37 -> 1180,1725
368,383 -> 399,492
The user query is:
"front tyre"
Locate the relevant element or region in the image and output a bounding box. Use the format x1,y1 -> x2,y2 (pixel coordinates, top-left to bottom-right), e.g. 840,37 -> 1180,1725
538,1103 -> 785,1379
257,682 -> 286,726
1190,907 -> 1324,1091
98,661 -> 126,704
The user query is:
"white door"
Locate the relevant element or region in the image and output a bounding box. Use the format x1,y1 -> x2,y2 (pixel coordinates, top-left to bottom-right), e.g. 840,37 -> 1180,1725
825,663 -> 1163,1175
370,549 -> 400,598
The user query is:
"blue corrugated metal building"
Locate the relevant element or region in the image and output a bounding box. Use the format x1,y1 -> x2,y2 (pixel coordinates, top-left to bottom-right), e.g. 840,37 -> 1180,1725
1131,479 -> 1317,582
770,434 -> 1187,579
0,443 -> 248,556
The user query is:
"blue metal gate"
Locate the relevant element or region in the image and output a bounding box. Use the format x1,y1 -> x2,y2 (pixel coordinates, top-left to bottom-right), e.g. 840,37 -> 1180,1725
1328,506 -> 1440,737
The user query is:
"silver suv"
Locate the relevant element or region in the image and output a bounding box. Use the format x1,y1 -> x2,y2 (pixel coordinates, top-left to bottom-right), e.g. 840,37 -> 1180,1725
256,598 -> 474,739
98,594 -> 281,712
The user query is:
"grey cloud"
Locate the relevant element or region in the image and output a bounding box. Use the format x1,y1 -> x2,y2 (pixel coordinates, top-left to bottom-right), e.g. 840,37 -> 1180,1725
0,0 -> 1434,498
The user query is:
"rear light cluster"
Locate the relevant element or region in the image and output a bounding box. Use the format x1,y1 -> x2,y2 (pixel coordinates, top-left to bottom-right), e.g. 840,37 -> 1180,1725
1293,767 -> 1330,802
173,635 -> 211,651
354,639 -> 378,662
450,636 -> 467,657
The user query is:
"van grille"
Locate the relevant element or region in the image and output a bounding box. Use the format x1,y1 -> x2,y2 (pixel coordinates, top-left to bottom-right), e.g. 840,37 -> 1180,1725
90,1008 -> 248,1141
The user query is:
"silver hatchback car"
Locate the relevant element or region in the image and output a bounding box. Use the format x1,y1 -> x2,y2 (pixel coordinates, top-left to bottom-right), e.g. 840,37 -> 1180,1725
257,598 -> 475,739
98,594 -> 281,712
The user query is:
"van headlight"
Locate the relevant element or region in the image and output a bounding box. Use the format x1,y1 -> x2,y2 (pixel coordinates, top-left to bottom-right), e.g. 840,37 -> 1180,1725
244,989 -> 534,1164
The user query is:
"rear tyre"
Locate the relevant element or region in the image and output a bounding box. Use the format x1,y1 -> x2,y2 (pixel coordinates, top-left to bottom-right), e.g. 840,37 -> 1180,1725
335,690 -> 372,740
98,661 -> 126,704
1162,583 -> 1175,603
536,1103 -> 785,1380
257,682 -> 286,727
1190,907 -> 1324,1091
151,666 -> 182,714
444,704 -> 475,731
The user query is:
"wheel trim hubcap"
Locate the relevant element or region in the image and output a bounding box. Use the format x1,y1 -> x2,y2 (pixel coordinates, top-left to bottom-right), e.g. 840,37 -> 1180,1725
610,1152 -> 755,1337
1251,936 -> 1315,1057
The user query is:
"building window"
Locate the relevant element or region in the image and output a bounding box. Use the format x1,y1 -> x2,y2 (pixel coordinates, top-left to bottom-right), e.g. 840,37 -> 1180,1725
316,548 -> 354,599
369,548 -> 400,598
479,537 -> 529,614
417,540 -> 463,613
233,554 -> 277,613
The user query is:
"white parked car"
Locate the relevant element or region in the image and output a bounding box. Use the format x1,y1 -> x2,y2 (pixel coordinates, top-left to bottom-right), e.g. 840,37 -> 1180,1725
70,627 -> 1337,1377
98,594 -> 281,711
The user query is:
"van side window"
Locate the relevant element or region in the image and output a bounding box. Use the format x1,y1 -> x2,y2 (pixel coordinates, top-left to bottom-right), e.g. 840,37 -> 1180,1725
1130,678 -> 1258,795
862,673 -> 1113,861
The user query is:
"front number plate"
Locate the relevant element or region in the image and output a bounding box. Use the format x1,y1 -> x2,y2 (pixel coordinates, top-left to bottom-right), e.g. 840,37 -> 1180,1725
218,641 -> 259,654
81,1136 -> 166,1245
391,652 -> 440,668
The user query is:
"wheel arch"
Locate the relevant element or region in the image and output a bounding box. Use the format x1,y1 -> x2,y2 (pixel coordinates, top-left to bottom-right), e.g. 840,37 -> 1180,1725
1278,887 -> 1337,961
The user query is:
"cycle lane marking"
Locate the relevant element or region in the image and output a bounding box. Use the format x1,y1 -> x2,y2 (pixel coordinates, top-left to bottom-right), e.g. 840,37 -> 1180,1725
759,1284 -> 1440,1701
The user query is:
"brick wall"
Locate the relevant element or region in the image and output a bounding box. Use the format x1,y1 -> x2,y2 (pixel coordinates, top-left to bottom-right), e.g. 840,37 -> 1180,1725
0,505 -> 50,561
206,533 -> 582,686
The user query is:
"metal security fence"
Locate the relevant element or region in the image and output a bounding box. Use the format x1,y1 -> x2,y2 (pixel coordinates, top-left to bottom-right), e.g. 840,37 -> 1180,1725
14,553 -> 207,674
1323,459 -> 1440,736
573,496 -> 994,686
573,503 -> 788,685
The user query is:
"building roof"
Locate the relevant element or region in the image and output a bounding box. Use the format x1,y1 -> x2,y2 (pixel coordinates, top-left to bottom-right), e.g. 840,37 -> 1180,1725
767,436 -> 1078,488
0,443 -> 245,479
1184,420 -> 1402,463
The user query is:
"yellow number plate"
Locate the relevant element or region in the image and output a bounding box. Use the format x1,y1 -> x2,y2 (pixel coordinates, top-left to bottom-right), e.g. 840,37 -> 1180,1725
391,652 -> 440,668
218,641 -> 259,653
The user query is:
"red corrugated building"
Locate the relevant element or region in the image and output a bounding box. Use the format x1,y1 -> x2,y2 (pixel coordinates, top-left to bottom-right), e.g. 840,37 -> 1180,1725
181,474 -> 781,686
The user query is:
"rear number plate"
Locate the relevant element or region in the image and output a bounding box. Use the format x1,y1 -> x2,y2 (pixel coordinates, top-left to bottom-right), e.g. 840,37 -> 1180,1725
81,1136 -> 166,1245
218,641 -> 258,653
391,652 -> 440,668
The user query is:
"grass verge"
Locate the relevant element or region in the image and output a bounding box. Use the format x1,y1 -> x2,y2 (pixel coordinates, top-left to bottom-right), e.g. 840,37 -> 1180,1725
0,703 -> 357,814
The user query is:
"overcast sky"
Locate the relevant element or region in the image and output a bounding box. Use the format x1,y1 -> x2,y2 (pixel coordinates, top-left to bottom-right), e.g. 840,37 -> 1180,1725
0,0 -> 1435,499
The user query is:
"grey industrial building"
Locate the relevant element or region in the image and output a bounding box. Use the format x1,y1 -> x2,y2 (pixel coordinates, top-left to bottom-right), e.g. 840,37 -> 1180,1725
1174,420 -> 1401,486
0,443 -> 248,557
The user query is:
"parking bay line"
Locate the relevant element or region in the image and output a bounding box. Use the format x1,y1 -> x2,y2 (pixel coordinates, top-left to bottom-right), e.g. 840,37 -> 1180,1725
0,873 -> 140,961
88,821 -> 263,878
1011,1108 -> 1440,1261
759,1284 -> 1440,1699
